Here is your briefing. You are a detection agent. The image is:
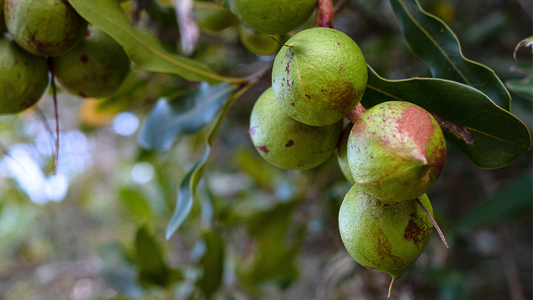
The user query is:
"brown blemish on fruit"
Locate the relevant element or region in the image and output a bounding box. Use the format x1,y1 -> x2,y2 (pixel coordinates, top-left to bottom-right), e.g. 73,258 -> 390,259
397,106 -> 434,161
285,61 -> 290,74
290,102 -> 295,107
337,42 -> 340,45
285,140 -> 294,147
257,146 -> 269,154
403,213 -> 432,250
321,79 -> 358,114
370,225 -> 403,267
80,54 -> 88,63
339,66 -> 345,73
305,94 -> 310,99
429,146 -> 447,178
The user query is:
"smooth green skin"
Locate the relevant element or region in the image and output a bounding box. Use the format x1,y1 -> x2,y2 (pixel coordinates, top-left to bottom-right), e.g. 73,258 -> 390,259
194,4 -> 239,34
348,101 -> 447,202
0,38 -> 49,115
224,0 -> 316,35
5,0 -> 87,57
239,25 -> 280,56
272,28 -> 368,126
0,0 -> 6,31
339,185 -> 433,279
53,27 -> 130,98
250,87 -> 342,170
337,123 -> 355,184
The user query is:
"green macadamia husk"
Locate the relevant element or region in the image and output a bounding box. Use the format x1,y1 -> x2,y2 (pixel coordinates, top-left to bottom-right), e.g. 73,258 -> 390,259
250,87 -> 342,170
337,123 -> 355,184
5,0 -> 87,57
348,101 -> 446,202
223,0 -> 317,35
0,38 -> 49,115
53,27 -> 131,98
239,25 -> 281,56
272,28 -> 368,126
194,3 -> 239,34
339,184 -> 433,279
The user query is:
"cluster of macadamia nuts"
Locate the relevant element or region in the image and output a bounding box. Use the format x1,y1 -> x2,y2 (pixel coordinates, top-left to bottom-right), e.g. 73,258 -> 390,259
0,0 -> 130,115
248,24 -> 447,297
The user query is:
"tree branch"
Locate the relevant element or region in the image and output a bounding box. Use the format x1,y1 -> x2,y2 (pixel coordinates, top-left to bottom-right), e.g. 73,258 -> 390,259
316,0 -> 334,28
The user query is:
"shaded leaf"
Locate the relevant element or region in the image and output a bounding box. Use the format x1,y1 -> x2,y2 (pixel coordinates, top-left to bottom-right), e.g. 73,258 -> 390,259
197,230 -> 225,299
120,188 -> 152,220
506,77 -> 533,101
138,82 -> 234,150
165,84 -> 253,240
135,226 -> 175,287
390,0 -> 511,111
362,67 -> 531,169
68,0 -> 246,84
455,175 -> 533,231
238,201 -> 302,289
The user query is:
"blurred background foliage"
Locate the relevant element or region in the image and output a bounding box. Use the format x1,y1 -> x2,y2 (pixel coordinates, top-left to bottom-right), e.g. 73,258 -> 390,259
0,0 -> 531,299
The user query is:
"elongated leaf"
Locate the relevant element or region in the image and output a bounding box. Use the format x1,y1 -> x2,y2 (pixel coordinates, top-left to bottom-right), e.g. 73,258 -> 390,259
197,231 -> 225,299
362,67 -> 531,169
166,84 -> 253,240
138,82 -> 234,150
455,175 -> 533,231
390,0 -> 511,111
135,226 -> 172,287
120,188 -> 152,220
68,0 -> 246,84
506,77 -> 533,101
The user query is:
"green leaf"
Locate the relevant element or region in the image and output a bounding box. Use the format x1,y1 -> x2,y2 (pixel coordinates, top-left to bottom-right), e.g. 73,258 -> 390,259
138,82 -> 234,151
134,226 -> 173,287
233,147 -> 278,189
390,0 -> 511,111
119,188 -> 152,221
197,231 -> 225,299
67,0 -> 246,84
513,35 -> 533,61
506,77 -> 533,101
239,202 -> 301,289
455,175 -> 533,231
362,67 -> 532,169
165,84 -> 253,240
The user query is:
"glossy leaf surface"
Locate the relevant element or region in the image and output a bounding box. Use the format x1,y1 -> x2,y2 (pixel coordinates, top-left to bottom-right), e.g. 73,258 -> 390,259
362,67 -> 531,169
390,0 -> 511,111
139,82 -> 234,151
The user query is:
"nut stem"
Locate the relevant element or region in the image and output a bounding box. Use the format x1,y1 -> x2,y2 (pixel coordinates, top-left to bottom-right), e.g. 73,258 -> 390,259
415,198 -> 449,248
387,277 -> 395,300
268,35 -> 292,48
48,58 -> 60,175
